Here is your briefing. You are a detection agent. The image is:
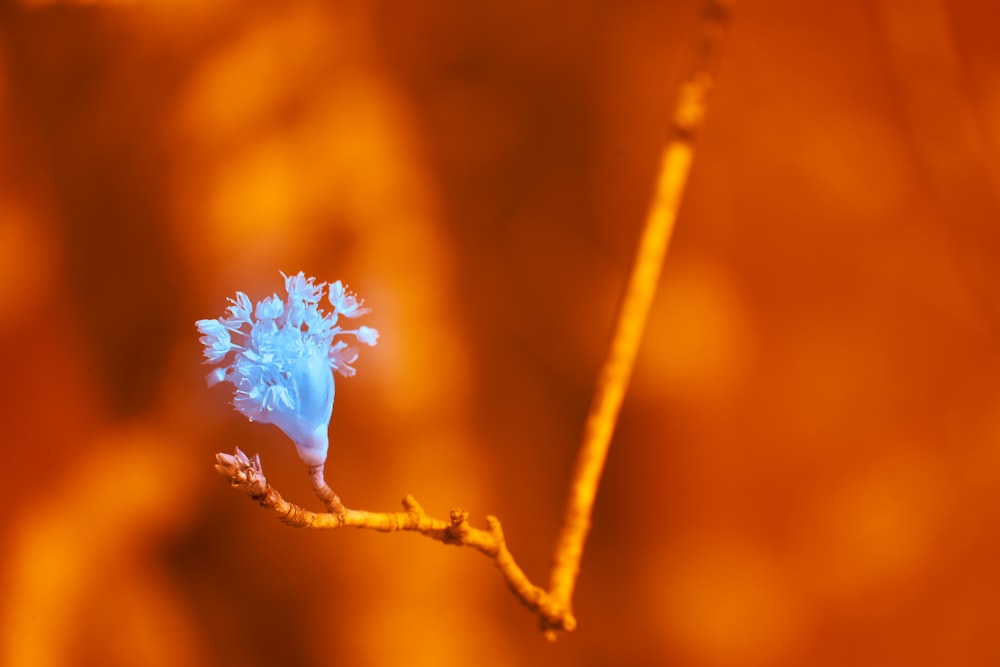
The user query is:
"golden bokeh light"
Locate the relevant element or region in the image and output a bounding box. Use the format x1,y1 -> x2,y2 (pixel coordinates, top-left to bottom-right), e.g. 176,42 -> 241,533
2,1 -> 1000,665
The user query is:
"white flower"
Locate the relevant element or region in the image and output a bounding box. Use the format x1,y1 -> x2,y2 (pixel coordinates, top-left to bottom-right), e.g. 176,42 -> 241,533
283,271 -> 325,304
197,272 -> 379,467
224,291 -> 253,325
196,319 -> 234,363
255,294 -> 284,320
328,280 -> 370,318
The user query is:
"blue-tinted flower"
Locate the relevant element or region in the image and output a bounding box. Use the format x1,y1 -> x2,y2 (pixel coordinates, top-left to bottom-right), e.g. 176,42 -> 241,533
328,280 -> 370,318
197,272 -> 379,467
224,291 -> 253,326
283,271 -> 325,304
355,325 -> 379,346
255,294 -> 284,320
196,319 -> 234,363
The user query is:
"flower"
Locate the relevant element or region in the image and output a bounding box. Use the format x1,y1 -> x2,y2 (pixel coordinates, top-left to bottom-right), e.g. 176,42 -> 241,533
328,280 -> 370,318
254,294 -> 284,320
196,272 -> 379,467
224,291 -> 253,325
196,319 -> 233,363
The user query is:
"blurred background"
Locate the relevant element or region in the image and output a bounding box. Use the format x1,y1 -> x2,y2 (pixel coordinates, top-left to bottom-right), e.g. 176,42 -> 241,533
1,0 -> 1000,665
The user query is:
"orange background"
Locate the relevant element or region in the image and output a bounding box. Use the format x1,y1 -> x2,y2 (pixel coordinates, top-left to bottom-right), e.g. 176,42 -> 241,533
2,1 -> 1000,665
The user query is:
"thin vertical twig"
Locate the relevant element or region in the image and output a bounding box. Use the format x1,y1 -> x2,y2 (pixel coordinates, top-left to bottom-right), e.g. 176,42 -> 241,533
545,0 -> 735,637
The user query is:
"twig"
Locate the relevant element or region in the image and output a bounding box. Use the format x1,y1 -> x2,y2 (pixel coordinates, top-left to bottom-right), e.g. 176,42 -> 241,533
215,449 -> 571,630
546,0 -> 734,635
213,0 -> 734,640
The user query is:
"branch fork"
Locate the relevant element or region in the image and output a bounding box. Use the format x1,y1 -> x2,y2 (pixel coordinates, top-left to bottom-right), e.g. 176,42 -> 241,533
212,0 -> 733,639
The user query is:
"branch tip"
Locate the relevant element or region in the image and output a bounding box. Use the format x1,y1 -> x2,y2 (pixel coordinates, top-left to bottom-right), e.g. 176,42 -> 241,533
401,494 -> 423,515
485,515 -> 503,540
215,448 -> 268,498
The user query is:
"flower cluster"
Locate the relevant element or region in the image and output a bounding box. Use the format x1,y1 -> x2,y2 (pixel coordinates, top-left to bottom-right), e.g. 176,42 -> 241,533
196,272 -> 378,467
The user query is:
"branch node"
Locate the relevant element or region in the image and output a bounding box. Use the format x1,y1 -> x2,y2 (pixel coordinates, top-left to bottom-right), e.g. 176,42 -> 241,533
401,494 -> 424,517
445,508 -> 470,544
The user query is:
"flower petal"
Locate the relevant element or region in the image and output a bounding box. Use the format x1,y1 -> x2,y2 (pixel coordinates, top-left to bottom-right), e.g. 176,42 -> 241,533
328,280 -> 370,318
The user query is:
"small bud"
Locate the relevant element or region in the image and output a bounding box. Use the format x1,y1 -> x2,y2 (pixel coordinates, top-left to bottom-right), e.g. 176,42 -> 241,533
355,326 -> 379,346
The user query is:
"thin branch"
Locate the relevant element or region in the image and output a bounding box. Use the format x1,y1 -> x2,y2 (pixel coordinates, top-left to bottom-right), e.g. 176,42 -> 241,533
213,0 -> 734,640
306,462 -> 345,515
546,0 -> 735,632
215,449 -> 571,630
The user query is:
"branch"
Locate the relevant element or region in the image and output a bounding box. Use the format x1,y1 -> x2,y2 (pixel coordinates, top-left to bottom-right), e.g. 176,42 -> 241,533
212,0 -> 734,640
547,0 -> 735,625
215,449 -> 574,632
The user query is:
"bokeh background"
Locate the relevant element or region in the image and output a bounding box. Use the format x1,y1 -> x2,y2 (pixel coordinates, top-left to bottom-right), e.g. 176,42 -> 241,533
2,0 -> 1000,665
